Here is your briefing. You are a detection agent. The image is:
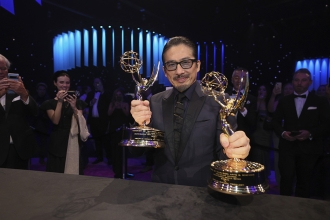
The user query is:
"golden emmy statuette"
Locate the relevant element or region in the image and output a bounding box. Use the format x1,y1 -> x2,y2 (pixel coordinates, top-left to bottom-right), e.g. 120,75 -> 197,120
119,50 -> 165,148
201,71 -> 269,195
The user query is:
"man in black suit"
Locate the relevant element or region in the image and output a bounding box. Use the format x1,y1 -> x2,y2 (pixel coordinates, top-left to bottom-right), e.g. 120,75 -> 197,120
130,36 -> 251,187
272,68 -> 330,198
85,78 -> 111,164
225,68 -> 257,145
0,54 -> 38,169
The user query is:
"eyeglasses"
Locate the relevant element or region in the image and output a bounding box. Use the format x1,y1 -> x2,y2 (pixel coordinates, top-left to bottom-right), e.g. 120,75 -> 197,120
164,59 -> 197,71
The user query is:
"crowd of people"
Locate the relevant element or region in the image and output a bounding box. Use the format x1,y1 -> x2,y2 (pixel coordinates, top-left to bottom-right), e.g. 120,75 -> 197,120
1,35 -> 329,200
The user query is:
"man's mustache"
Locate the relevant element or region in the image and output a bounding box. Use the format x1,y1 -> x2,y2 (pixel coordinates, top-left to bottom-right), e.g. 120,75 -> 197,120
174,74 -> 188,80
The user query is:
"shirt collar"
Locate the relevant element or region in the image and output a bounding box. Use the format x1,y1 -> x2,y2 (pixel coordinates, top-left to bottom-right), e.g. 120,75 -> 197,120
294,90 -> 309,97
173,81 -> 197,101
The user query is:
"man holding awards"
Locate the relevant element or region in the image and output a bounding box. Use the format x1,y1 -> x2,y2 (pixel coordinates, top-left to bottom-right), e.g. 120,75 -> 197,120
130,36 -> 251,187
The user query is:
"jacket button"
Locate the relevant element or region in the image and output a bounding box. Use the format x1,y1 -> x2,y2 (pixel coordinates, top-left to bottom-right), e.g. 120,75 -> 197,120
174,166 -> 179,171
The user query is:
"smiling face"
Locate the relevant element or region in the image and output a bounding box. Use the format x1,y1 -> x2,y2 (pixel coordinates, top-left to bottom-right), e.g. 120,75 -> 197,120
54,76 -> 70,91
162,44 -> 200,92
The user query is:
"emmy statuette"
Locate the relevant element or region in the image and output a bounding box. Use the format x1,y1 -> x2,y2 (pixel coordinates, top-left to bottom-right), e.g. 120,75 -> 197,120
201,71 -> 269,195
119,50 -> 165,148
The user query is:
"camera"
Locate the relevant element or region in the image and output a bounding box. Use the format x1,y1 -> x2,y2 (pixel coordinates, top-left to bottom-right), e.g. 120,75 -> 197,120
67,91 -> 76,97
8,73 -> 19,81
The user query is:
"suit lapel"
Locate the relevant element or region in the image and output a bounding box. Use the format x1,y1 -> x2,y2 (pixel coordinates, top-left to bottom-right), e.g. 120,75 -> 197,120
5,93 -> 16,118
162,91 -> 176,161
298,93 -> 313,119
176,87 -> 206,164
288,95 -> 299,119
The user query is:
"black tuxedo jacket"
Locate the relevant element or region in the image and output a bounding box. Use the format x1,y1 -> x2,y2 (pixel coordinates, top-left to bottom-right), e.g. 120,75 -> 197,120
0,93 -> 38,165
225,88 -> 257,141
148,83 -> 228,187
85,91 -> 111,131
272,92 -> 330,154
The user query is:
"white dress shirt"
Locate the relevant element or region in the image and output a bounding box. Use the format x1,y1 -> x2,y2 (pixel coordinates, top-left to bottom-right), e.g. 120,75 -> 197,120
294,91 -> 308,118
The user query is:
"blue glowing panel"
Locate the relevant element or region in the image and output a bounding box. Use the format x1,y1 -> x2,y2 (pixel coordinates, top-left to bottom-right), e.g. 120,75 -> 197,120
139,30 -> 143,74
0,0 -> 15,15
102,28 -> 106,67
197,44 -> 200,60
314,59 -> 321,89
295,58 -> 330,90
205,44 -> 208,74
35,0 -> 42,5
62,33 -> 69,70
295,61 -> 302,70
68,31 -> 75,69
302,60 -> 308,69
308,60 -> 315,90
322,58 -> 329,84
146,32 -> 151,77
121,29 -> 124,55
153,34 -> 159,78
131,30 -> 134,50
221,43 -> 224,73
158,36 -> 164,84
93,29 -> 97,66
112,29 -> 115,67
75,30 -> 81,67
213,44 -> 217,71
53,35 -> 61,71
83,29 -> 89,66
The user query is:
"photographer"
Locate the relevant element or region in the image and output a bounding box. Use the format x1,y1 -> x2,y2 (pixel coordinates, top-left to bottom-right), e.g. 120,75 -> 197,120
0,54 -> 38,169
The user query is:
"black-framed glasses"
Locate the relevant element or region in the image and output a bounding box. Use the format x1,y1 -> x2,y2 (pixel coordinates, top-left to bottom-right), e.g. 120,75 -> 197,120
164,59 -> 197,71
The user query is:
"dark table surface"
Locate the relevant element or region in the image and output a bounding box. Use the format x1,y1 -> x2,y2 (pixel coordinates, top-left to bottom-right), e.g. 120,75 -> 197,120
0,168 -> 329,220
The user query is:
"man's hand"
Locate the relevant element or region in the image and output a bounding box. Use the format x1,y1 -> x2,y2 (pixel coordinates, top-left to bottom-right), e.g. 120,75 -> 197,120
66,94 -> 77,110
295,130 -> 310,141
130,100 -> 152,125
220,131 -> 250,159
7,77 -> 29,101
0,78 -> 9,97
282,131 -> 298,141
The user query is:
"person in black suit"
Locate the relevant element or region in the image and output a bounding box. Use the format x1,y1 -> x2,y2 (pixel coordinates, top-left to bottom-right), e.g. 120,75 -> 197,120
130,36 -> 251,187
272,68 -> 330,198
0,54 -> 38,169
85,78 -> 111,164
225,68 -> 257,154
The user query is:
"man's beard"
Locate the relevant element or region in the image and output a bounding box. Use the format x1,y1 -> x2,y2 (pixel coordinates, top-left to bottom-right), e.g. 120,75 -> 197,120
175,84 -> 190,92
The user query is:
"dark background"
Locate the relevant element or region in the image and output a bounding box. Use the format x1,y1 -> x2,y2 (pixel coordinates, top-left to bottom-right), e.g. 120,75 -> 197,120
1,0 -> 329,97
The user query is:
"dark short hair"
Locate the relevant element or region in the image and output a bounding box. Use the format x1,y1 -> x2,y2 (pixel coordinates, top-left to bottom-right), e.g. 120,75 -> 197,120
293,68 -> 312,80
36,82 -> 47,89
53,70 -> 70,82
232,67 -> 249,78
162,36 -> 197,63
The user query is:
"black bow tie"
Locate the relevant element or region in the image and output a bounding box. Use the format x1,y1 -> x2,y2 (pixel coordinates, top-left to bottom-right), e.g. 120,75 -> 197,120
293,94 -> 306,98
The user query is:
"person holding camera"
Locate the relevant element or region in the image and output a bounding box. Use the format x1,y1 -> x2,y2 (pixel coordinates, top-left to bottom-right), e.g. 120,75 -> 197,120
0,54 -> 38,169
40,70 -> 88,174
272,68 -> 330,198
108,87 -> 130,178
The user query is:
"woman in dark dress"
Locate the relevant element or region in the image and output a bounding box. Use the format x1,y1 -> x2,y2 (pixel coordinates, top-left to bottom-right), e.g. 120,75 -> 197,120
108,88 -> 130,178
40,71 -> 87,174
